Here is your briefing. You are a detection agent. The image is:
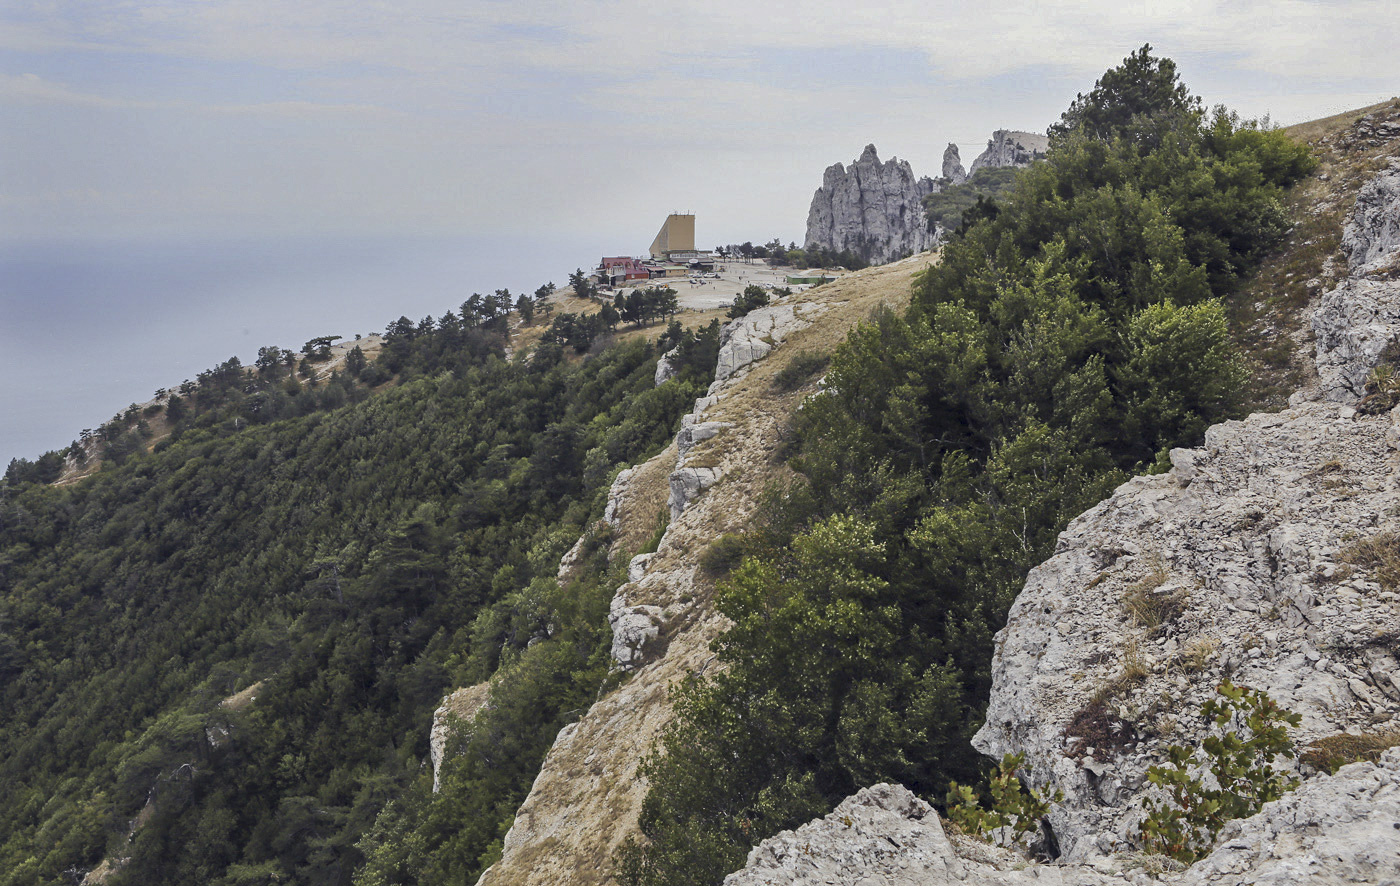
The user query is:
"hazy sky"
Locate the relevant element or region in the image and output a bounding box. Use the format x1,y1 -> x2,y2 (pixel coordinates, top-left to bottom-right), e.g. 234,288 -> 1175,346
4,1 -> 1398,251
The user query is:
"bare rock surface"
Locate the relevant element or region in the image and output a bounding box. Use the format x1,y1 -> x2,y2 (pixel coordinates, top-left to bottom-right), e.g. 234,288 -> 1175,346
968,130 -> 1048,174
430,682 -> 492,792
725,754 -> 1400,885
1344,164 -> 1400,275
668,301 -> 827,520
711,302 -> 830,387
724,783 -> 1137,886
943,143 -> 967,185
804,144 -> 940,265
1176,748 -> 1400,885
1313,276 -> 1400,400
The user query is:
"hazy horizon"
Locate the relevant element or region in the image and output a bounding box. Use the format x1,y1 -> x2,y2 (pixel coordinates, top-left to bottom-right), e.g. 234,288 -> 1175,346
4,1 -> 1399,463
0,231 -> 618,463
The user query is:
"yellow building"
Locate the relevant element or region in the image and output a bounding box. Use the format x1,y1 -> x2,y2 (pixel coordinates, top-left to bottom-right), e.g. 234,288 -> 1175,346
649,214 -> 695,260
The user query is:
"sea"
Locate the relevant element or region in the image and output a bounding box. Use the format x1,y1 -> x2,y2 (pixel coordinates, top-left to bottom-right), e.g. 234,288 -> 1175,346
0,232 -> 617,465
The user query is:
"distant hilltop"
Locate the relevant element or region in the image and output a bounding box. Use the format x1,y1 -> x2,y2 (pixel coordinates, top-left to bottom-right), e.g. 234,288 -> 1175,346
804,130 -> 1046,265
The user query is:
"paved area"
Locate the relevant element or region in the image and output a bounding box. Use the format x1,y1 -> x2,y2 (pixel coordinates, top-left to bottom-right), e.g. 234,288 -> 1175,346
603,262 -> 838,311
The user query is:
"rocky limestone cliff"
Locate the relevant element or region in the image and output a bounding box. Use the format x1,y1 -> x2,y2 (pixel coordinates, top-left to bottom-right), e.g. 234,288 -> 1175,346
429,682 -> 492,792
972,156 -> 1400,861
968,130 -> 1048,175
942,143 -> 967,185
725,750 -> 1400,885
722,120 -> 1400,886
804,144 -> 940,265
473,259 -> 931,886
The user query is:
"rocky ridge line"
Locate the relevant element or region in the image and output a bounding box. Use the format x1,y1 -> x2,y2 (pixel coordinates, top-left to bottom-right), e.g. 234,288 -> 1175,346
804,144 -> 939,265
469,260 -> 924,886
968,130 -> 1048,175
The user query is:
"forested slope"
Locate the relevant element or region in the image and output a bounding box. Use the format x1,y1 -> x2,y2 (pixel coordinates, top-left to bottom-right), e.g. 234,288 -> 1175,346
0,311 -> 718,885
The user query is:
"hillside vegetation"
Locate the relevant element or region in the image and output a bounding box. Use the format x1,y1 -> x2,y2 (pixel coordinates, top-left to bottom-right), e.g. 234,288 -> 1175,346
0,44 -> 1330,886
618,46 -> 1316,885
0,312 -> 718,885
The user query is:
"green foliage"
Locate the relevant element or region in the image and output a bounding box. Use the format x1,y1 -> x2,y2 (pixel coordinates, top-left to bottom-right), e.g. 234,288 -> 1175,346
1049,44 -> 1201,149
638,510 -> 670,555
621,516 -> 972,886
1139,682 -> 1302,863
790,245 -> 870,271
770,350 -> 829,393
624,47 -> 1315,886
922,167 -> 1022,233
619,288 -> 680,327
946,753 -> 1061,848
727,285 -> 770,319
0,323 -> 712,885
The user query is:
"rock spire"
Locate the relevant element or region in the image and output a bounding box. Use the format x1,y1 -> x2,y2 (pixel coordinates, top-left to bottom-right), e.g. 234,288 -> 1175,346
803,144 -> 940,265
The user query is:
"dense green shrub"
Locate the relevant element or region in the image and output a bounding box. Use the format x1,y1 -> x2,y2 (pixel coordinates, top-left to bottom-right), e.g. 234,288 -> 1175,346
1139,682 -> 1301,862
622,46 -> 1314,886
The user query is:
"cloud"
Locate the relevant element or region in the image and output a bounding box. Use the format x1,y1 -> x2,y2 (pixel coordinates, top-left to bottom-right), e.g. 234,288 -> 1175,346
2,0 -> 1396,242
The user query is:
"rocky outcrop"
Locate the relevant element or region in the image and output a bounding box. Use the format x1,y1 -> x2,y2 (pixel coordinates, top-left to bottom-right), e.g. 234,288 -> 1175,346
711,303 -> 828,388
1343,165 -> 1400,275
969,130 -> 1048,175
667,301 -> 827,520
1312,277 -> 1400,400
973,161 -> 1400,861
804,144 -> 940,265
430,682 -> 492,792
942,143 -> 967,185
1175,748 -> 1400,885
655,345 -> 689,385
475,260 -> 927,886
724,752 -> 1400,886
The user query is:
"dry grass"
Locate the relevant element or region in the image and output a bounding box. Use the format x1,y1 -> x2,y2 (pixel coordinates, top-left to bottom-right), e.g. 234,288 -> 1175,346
1064,636 -> 1154,756
219,680 -> 265,712
1300,729 -> 1400,774
1122,557 -> 1188,630
1339,530 -> 1400,591
1229,98 -> 1400,410
1175,637 -> 1220,674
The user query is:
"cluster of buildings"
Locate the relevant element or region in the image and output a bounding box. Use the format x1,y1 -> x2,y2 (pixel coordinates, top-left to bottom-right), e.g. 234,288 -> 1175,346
594,214 -> 721,289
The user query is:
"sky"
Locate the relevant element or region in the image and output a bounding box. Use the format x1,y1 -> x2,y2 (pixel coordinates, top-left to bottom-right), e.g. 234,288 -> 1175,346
4,0 -> 1399,249
2,1 -> 1399,462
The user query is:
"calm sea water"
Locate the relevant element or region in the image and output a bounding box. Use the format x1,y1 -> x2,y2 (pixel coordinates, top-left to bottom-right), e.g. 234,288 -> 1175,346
0,233 -> 613,464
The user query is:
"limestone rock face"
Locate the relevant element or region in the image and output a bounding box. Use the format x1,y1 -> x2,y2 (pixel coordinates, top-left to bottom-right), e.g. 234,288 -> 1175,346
969,130 -> 1048,175
725,755 -> 1400,886
1312,277 -> 1400,401
973,397 -> 1400,858
711,303 -> 828,387
608,591 -> 665,671
804,144 -> 940,265
942,143 -> 967,185
1343,164 -> 1400,275
972,163 -> 1400,861
724,783 -> 1135,886
430,682 -> 492,792
1176,748 -> 1400,885
667,301 -> 826,520
654,347 -> 679,385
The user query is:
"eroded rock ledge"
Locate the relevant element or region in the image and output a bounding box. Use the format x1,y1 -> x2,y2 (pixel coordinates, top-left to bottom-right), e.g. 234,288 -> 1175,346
725,751 -> 1400,885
